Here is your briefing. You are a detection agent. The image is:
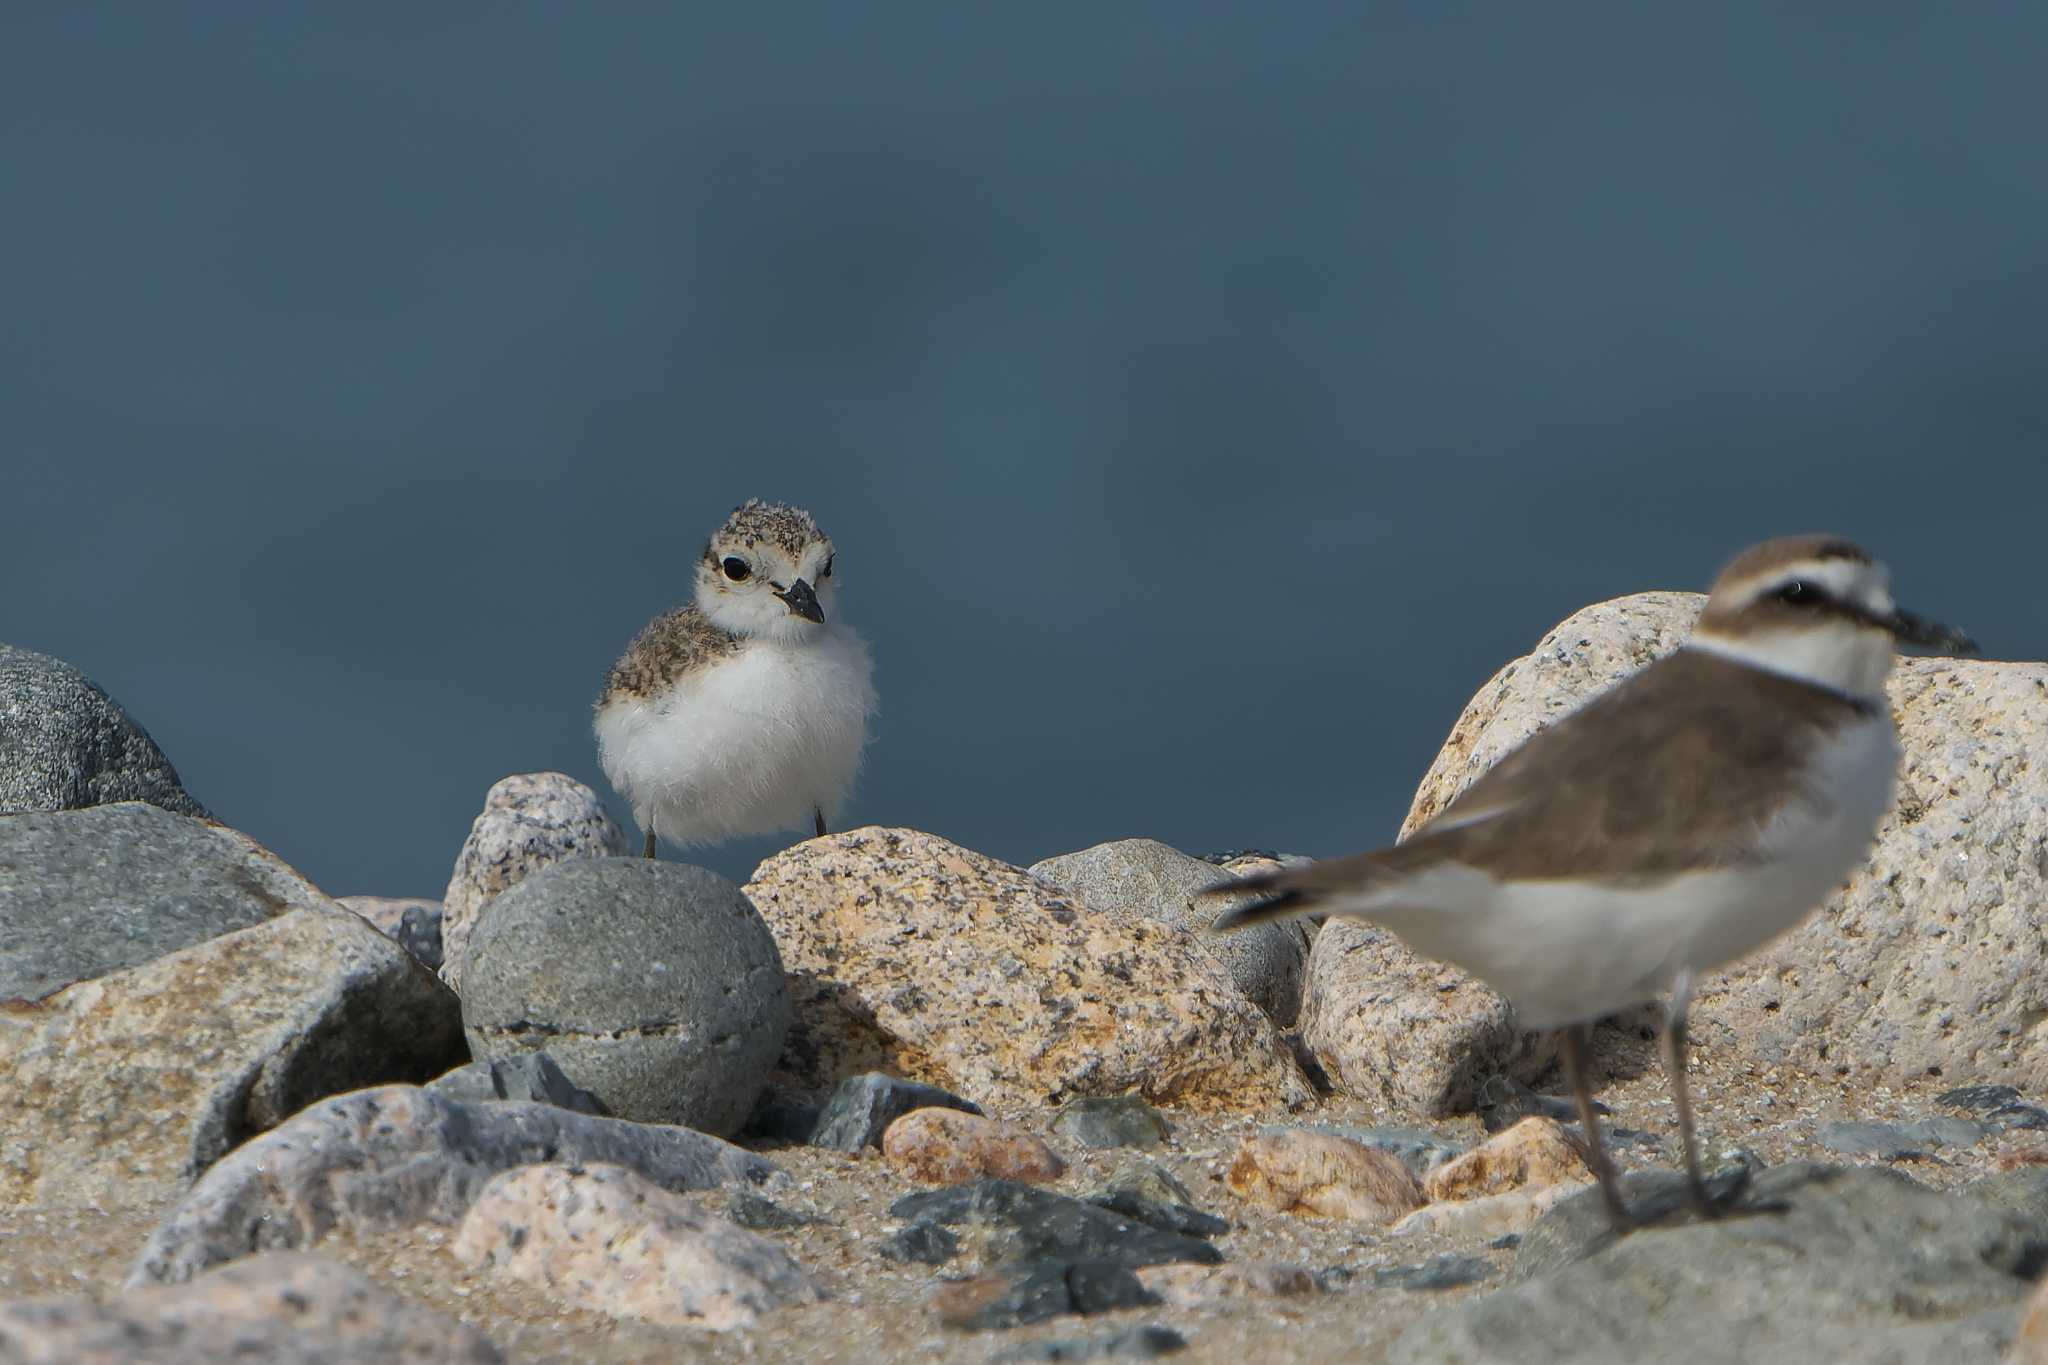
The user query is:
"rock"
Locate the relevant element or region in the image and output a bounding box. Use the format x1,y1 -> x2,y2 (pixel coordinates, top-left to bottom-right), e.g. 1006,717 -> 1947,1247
336,895 -> 444,971
933,1260 -> 1159,1330
1396,1163 -> 2045,1364
1397,591 -> 2048,1094
746,828 -> 1312,1112
1136,1260 -> 1321,1307
879,1222 -> 961,1266
1097,1158 -> 1197,1209
0,1252 -> 501,1364
1030,838 -> 1310,1025
2012,1273 -> 2048,1365
127,1084 -> 783,1286
1270,1124 -> 1466,1181
1370,1253 -> 1494,1291
991,1325 -> 1188,1361
460,858 -> 788,1135
1226,1131 -> 1426,1222
890,1181 -> 1222,1271
452,1162 -> 825,1330
1423,1117 -> 1590,1201
0,643 -> 210,820
438,772 -> 628,989
425,1053 -> 605,1114
809,1072 -> 982,1152
883,1107 -> 1068,1185
1051,1096 -> 1173,1150
1816,1117 -> 1989,1158
1942,1084 -> 2025,1112
1301,920 -> 1557,1119
1392,1182 -> 1592,1242
1995,1106 -> 2048,1132
1,901 -> 464,1209
0,802 -> 324,1000
1966,1168 -> 2048,1227
1085,1191 -> 1228,1240
723,1189 -> 824,1231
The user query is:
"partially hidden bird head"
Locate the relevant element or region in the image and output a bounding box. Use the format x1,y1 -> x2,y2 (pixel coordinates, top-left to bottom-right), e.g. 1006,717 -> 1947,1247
693,498 -> 842,643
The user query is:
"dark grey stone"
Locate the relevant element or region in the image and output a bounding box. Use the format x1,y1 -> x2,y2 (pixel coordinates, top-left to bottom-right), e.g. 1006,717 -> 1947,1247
0,803 -> 326,1001
1991,1104 -> 2048,1132
1816,1117 -> 1988,1159
809,1072 -> 981,1152
1052,1096 -> 1173,1150
1083,1191 -> 1227,1239
128,1085 -> 783,1286
459,858 -> 789,1136
1400,1164 -> 2048,1365
1265,1123 -> 1465,1180
1096,1158 -> 1196,1209
1370,1254 -> 1492,1291
726,1191 -> 824,1232
1029,838 -> 1309,1025
878,1222 -> 960,1266
425,1054 -> 604,1115
940,1260 -> 1159,1331
0,644 -> 210,821
992,1324 -> 1188,1360
1938,1084 -> 2024,1112
891,1181 -> 1222,1270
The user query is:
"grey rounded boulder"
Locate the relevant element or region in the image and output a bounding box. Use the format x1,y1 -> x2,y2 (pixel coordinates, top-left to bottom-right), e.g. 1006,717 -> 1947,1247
1030,838 -> 1310,1026
459,858 -> 789,1136
0,643 -> 209,819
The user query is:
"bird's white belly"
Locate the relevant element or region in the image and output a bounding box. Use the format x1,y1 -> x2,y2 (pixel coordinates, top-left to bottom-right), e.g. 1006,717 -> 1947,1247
1376,715 -> 1900,1028
594,629 -> 874,846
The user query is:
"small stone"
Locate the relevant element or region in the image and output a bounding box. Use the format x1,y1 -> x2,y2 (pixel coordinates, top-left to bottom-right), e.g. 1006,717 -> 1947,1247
1937,1084 -> 2023,1112
0,1252 -> 500,1364
453,1163 -> 825,1330
883,1108 -> 1068,1185
1226,1131 -> 1425,1222
1029,837 -> 1310,1025
1269,1124 -> 1467,1180
439,772 -> 628,989
890,1181 -> 1221,1270
1424,1117 -> 1590,1201
1051,1096 -> 1174,1150
1992,1104 -> 2048,1132
1393,1183 -> 1591,1242
990,1325 -> 1188,1361
127,1085 -> 783,1286
1371,1253 -> 1492,1291
337,896 -> 445,971
1137,1260 -> 1321,1307
1085,1191 -> 1229,1239
0,643 -> 211,820
1099,1158 -> 1196,1209
810,1072 -> 982,1152
1815,1117 -> 1988,1159
878,1222 -> 961,1266
460,858 -> 789,1135
934,1259 -> 1158,1330
725,1191 -> 825,1232
425,1053 -> 605,1114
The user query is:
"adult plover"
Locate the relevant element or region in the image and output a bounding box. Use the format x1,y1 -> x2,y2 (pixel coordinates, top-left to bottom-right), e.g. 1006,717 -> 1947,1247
595,499 -> 876,858
1206,535 -> 1975,1229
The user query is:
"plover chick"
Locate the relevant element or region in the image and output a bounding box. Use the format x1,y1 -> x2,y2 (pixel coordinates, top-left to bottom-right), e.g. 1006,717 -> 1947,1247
595,499 -> 876,857
1206,535 -> 1976,1230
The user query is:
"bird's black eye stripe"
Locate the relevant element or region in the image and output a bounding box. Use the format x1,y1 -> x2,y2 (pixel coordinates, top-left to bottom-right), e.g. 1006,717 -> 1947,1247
721,556 -> 751,582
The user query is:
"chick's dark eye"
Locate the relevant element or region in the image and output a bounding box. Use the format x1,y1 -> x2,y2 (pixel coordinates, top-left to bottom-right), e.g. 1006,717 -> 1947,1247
819,555 -> 834,580
1778,580 -> 1812,604
721,556 -> 751,582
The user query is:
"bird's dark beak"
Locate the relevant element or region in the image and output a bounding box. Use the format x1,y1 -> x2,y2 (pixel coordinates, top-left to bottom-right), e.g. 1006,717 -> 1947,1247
775,578 -> 826,625
1882,604 -> 1978,656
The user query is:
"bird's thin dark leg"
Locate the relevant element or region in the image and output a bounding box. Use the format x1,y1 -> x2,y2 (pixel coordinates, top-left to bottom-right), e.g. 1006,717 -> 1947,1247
642,830 -> 657,860
1661,972 -> 1710,1214
813,807 -> 828,838
1559,1023 -> 1631,1230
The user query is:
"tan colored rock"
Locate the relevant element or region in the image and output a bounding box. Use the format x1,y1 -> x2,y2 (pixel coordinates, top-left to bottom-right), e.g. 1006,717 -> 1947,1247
882,1107 -> 1067,1184
1226,1131 -> 1424,1222
439,772 -> 627,989
0,908 -> 462,1209
745,828 -> 1312,1112
1391,590 -> 2048,1093
1423,1117 -> 1589,1202
452,1162 -> 825,1330
1138,1260 -> 1322,1307
0,1252 -> 501,1363
1393,1181 -> 1591,1241
2009,1273 -> 2048,1364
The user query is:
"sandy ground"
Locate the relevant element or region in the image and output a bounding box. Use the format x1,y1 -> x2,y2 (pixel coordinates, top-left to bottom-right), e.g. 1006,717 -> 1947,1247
3,1027 -> 2039,1364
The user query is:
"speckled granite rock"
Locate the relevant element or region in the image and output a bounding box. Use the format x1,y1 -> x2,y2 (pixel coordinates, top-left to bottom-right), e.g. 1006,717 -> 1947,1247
439,773 -> 628,989
882,1108 -> 1067,1184
746,828 -> 1312,1112
1226,1131 -> 1425,1222
0,643 -> 210,819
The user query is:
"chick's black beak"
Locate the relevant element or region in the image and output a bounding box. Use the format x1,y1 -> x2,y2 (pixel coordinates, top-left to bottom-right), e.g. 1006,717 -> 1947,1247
1884,605 -> 1978,656
775,578 -> 825,624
